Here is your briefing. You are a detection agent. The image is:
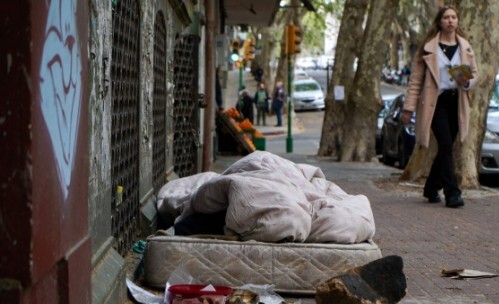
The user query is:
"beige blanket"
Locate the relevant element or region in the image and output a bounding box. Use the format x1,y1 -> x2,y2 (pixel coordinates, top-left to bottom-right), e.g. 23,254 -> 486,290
157,151 -> 375,244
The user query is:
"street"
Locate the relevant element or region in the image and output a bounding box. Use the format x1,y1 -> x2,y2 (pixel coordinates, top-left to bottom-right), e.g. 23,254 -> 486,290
257,116 -> 499,304
265,68 -> 499,190
254,68 -> 499,302
267,109 -> 499,189
266,68 -> 406,155
178,65 -> 498,304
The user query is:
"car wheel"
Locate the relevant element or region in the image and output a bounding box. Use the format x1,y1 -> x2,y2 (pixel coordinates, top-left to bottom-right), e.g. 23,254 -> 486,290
382,144 -> 396,166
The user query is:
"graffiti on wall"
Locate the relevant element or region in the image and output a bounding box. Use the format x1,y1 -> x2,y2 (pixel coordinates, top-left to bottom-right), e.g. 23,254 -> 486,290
39,0 -> 82,200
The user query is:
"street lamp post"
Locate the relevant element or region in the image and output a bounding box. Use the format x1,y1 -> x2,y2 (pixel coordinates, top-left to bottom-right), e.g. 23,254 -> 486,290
286,53 -> 293,153
239,61 -> 243,90
284,23 -> 301,153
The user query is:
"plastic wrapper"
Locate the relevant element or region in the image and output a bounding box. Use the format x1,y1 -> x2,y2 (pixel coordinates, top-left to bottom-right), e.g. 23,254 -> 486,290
126,278 -> 164,304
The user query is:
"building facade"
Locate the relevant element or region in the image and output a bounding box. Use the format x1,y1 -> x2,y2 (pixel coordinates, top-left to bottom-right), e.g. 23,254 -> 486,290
1,0 -> 280,302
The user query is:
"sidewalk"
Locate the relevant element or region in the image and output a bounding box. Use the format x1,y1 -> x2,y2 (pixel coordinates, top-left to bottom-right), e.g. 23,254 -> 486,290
215,68 -> 499,303
211,154 -> 499,304
222,68 -> 302,137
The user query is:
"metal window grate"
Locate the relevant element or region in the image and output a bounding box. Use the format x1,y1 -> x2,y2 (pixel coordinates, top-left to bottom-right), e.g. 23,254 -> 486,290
110,0 -> 141,256
173,35 -> 200,177
152,12 -> 167,193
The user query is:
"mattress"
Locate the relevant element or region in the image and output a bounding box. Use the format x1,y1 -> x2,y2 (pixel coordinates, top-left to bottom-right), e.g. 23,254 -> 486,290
143,235 -> 382,294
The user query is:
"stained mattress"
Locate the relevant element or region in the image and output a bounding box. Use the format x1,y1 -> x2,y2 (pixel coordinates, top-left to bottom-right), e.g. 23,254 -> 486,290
143,235 -> 382,294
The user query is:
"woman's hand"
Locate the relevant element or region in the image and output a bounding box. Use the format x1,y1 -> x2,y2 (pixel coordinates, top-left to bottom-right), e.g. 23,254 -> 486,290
400,110 -> 413,124
458,77 -> 470,88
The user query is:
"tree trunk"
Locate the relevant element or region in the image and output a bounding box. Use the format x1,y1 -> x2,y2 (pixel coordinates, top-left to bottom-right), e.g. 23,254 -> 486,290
401,1 -> 499,190
401,37 -> 410,67
400,137 -> 437,181
397,1 -> 437,65
453,0 -> 499,188
318,0 -> 368,157
339,0 -> 399,162
274,35 -> 287,94
390,22 -> 400,69
399,0 -> 440,181
274,0 -> 305,115
259,27 -> 276,88
272,9 -> 292,115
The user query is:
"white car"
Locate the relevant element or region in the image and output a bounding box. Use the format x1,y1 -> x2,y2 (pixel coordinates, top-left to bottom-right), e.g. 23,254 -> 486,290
489,74 -> 499,111
294,69 -> 309,79
480,111 -> 499,175
481,76 -> 499,175
292,78 -> 325,111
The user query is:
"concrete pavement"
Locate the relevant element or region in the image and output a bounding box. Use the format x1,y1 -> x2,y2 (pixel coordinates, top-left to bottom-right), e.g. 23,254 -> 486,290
213,69 -> 499,303
210,152 -> 499,304
222,68 -> 301,138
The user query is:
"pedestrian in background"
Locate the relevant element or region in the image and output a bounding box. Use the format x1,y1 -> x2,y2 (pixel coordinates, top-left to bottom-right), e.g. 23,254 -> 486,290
255,66 -> 264,83
237,87 -> 255,124
273,81 -> 285,127
254,82 -> 270,126
401,5 -> 478,208
401,65 -> 411,86
215,67 -> 224,111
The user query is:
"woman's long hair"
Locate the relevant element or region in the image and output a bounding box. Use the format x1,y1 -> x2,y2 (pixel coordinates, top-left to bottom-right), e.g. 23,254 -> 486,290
415,5 -> 467,60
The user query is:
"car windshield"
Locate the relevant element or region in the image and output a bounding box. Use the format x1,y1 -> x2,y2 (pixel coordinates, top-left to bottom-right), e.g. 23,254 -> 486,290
295,82 -> 320,92
378,108 -> 388,118
378,97 -> 397,118
490,80 -> 499,110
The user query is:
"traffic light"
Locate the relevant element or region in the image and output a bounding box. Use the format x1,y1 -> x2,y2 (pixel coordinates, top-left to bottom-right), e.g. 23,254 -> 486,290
285,24 -> 302,55
230,39 -> 240,62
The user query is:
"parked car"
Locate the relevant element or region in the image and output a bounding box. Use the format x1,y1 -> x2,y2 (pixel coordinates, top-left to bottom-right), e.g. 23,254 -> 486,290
375,92 -> 403,154
380,94 -> 416,168
292,78 -> 325,111
294,68 -> 309,79
489,74 -> 499,111
481,103 -> 499,175
380,88 -> 499,174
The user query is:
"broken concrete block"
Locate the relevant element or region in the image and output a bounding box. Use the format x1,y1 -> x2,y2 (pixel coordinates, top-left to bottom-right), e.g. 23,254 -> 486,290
315,255 -> 407,304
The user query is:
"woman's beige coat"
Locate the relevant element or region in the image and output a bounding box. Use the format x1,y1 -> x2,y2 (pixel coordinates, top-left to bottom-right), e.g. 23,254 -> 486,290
404,33 -> 479,148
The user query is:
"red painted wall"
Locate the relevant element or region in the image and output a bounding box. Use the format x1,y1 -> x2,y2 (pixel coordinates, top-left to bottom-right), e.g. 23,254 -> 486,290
1,1 -> 91,303
0,0 -> 33,287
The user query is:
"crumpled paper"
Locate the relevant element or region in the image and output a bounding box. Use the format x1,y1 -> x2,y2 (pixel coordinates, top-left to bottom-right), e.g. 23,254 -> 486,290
441,268 -> 499,280
126,278 -> 164,304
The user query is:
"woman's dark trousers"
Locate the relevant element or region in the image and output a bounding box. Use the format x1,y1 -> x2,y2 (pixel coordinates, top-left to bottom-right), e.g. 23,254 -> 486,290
424,89 -> 460,199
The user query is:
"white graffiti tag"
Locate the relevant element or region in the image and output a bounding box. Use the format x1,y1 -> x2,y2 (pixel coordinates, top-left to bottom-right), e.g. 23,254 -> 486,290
39,0 -> 82,200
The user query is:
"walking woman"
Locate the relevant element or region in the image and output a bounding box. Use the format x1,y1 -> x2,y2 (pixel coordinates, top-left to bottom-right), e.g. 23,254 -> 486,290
401,5 -> 478,208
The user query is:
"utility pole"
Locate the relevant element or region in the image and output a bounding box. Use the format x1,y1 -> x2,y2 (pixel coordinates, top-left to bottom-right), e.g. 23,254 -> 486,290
286,49 -> 293,153
285,24 -> 302,153
239,61 -> 243,90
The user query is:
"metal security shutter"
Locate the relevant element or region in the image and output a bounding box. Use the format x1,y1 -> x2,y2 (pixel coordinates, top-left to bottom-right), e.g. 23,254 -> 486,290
152,11 -> 167,193
172,35 -> 200,177
110,0 -> 141,256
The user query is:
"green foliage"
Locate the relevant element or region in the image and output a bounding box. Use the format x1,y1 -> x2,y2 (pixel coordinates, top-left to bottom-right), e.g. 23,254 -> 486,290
312,0 -> 345,14
300,0 -> 345,55
301,13 -> 325,54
